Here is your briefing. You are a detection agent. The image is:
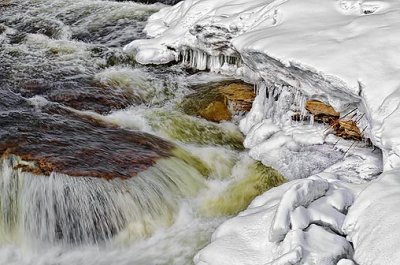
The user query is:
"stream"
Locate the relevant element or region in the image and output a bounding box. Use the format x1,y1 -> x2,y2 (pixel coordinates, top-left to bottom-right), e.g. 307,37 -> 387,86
0,0 -> 285,264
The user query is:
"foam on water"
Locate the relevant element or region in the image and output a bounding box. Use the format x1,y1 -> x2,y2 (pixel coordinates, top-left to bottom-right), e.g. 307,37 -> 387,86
0,154 -> 208,245
0,142 -> 285,265
0,0 -> 264,264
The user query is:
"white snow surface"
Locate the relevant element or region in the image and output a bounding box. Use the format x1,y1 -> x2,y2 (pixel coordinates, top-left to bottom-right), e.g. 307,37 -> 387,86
343,169 -> 400,265
126,0 -> 400,264
195,177 -> 354,265
125,0 -> 400,170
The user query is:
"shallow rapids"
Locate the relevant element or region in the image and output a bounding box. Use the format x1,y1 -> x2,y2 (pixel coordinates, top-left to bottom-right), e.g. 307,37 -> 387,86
0,0 -> 285,264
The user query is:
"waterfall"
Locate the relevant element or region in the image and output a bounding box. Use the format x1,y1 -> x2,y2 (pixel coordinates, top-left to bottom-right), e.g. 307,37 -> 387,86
0,155 -> 207,246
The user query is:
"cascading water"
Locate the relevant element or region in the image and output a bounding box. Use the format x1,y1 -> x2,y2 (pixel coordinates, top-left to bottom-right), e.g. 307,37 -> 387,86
0,0 -> 287,264
0,155 -> 208,245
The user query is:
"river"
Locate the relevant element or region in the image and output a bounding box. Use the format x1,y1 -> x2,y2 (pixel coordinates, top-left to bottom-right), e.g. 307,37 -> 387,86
0,0 -> 285,264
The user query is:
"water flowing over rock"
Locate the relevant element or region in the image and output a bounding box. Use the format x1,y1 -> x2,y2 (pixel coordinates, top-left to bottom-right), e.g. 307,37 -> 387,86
146,110 -> 244,149
199,101 -> 232,122
180,81 -> 255,122
0,93 -> 175,179
19,80 -> 132,114
219,83 -> 255,112
1,0 -> 271,263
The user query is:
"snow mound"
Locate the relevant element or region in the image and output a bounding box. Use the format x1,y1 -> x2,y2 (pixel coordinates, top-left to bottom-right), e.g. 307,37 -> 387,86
195,176 -> 355,265
343,169 -> 400,265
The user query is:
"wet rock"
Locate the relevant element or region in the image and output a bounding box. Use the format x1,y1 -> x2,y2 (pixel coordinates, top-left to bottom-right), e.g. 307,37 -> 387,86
180,85 -> 226,121
304,100 -> 363,141
333,120 -> 363,141
305,100 -> 340,123
199,101 -> 232,122
180,81 -> 254,122
19,80 -> 131,114
13,17 -> 65,39
0,93 -> 176,179
47,87 -> 131,114
218,82 -> 255,112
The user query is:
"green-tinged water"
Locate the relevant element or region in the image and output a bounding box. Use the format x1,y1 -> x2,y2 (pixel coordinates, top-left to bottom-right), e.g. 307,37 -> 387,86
146,111 -> 244,150
203,160 -> 286,217
0,0 -> 286,264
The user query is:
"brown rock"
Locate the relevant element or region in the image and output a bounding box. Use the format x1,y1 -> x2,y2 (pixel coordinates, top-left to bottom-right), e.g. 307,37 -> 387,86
333,120 -> 363,141
0,93 -> 175,179
19,80 -> 131,114
199,101 -> 232,122
180,81 -> 255,122
305,100 -> 340,123
219,83 -> 255,112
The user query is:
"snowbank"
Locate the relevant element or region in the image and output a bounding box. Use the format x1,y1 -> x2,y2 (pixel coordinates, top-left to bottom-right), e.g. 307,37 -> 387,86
194,177 -> 355,265
343,169 -> 400,264
125,0 -> 400,264
125,0 -> 400,169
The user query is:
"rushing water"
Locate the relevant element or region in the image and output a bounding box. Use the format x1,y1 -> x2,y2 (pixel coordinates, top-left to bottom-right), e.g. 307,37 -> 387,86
0,0 -> 286,264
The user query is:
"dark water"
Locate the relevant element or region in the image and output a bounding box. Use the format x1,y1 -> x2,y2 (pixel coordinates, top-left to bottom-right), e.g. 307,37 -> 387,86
0,2 -> 244,264
0,0 -> 190,178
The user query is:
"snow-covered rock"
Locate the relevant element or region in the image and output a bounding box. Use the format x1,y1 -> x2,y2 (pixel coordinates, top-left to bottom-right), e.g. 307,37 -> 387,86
194,177 -> 355,265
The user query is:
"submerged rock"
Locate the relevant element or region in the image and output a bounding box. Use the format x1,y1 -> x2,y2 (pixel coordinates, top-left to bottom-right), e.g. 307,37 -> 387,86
180,83 -> 227,121
199,101 -> 232,122
203,161 -> 286,216
146,110 -> 244,150
180,81 -> 255,122
0,92 -> 178,179
19,80 -> 132,114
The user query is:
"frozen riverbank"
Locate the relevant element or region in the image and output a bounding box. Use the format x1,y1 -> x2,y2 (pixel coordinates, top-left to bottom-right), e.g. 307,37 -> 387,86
125,0 -> 400,264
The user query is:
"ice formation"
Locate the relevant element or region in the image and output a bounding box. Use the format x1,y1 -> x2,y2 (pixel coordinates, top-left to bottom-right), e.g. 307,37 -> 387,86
126,0 -> 400,264
125,0 -> 400,168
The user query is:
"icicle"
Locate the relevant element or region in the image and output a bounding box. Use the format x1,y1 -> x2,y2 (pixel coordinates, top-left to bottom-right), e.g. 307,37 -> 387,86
177,47 -> 243,73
